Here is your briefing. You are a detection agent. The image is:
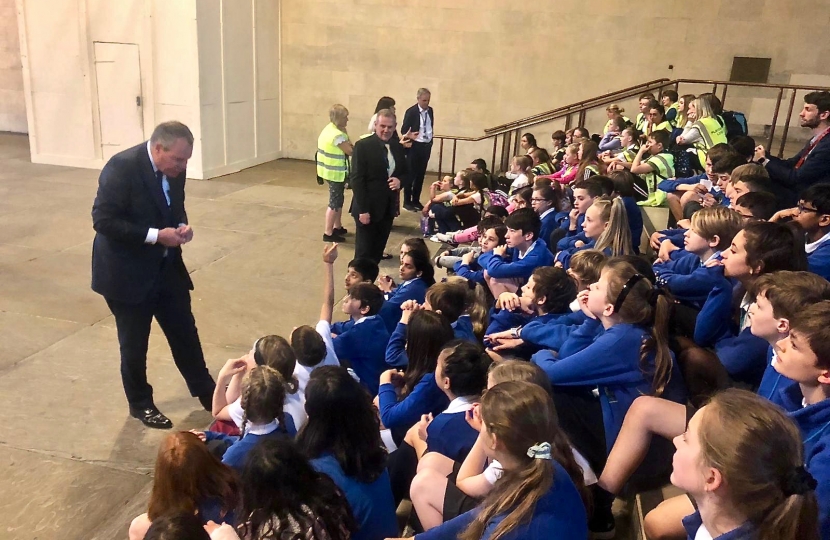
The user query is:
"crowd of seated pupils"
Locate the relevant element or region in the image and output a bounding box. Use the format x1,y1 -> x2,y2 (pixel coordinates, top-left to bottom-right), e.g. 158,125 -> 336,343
133,90 -> 830,540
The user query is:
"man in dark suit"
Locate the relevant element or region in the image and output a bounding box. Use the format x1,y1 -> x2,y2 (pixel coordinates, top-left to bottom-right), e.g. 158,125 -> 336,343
755,91 -> 830,207
350,109 -> 407,263
400,88 -> 434,212
91,121 -> 215,429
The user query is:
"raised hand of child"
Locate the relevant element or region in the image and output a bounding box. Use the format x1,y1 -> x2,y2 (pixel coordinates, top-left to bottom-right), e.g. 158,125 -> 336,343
322,243 -> 339,264
218,357 -> 248,382
492,244 -> 508,257
461,251 -> 476,266
188,429 -> 207,443
577,289 -> 595,319
378,274 -> 395,293
465,404 -> 483,432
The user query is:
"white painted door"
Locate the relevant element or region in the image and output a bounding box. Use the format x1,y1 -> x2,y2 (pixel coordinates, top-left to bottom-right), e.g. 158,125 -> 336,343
94,42 -> 144,161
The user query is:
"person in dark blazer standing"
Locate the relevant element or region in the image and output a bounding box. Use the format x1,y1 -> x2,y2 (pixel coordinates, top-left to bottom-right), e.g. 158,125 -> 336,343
91,121 -> 215,429
350,109 -> 408,263
400,88 -> 434,212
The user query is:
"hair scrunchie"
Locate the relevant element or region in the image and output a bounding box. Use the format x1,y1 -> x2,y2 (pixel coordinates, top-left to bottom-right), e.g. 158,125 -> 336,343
648,287 -> 666,307
526,442 -> 552,460
782,465 -> 817,496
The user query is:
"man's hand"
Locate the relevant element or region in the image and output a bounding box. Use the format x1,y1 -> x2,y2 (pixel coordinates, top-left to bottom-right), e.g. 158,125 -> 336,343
388,177 -> 401,191
322,243 -> 339,264
176,225 -> 194,243
492,244 -> 508,257
359,213 -> 371,225
754,145 -> 767,162
402,128 -> 418,143
157,227 -> 185,247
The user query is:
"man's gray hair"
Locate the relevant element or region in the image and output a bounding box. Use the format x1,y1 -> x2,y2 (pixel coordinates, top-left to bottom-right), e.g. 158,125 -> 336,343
376,108 -> 396,120
150,121 -> 194,149
417,88 -> 431,98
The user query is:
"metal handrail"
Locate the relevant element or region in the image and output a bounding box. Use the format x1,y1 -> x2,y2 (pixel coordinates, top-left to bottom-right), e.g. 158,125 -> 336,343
432,77 -> 830,179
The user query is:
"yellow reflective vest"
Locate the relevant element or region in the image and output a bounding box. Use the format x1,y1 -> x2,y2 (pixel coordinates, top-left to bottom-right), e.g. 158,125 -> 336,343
692,117 -> 728,165
667,102 -> 681,128
316,123 -> 349,182
637,152 -> 674,207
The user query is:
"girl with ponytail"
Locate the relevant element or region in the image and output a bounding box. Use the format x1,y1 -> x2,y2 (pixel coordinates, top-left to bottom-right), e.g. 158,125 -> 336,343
555,195 -> 634,269
652,389 -> 819,540
411,381 -> 589,540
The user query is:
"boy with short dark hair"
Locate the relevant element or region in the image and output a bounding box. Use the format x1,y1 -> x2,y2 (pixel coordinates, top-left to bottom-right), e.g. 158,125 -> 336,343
767,300 -> 830,539
631,130 -> 674,207
483,208 -> 553,295
345,257 -> 379,290
772,183 -> 830,280
732,191 -> 777,221
556,178 -> 606,251
320,244 -> 389,395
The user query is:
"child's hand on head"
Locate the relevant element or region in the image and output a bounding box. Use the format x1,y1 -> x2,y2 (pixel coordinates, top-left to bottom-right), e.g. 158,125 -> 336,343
322,243 -> 339,264
497,292 -> 521,311
218,357 -> 248,380
189,429 -> 207,442
417,413 -> 433,442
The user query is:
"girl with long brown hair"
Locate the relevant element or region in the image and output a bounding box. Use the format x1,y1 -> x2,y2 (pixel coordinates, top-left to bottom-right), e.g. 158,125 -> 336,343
410,381 -> 589,540
128,431 -> 239,540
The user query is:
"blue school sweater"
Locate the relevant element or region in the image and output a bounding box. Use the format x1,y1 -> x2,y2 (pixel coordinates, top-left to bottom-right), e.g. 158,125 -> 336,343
555,241 -> 611,270
757,347 -> 800,408
484,239 -> 554,281
656,227 -> 687,248
654,250 -> 723,307
622,196 -> 644,254
311,454 -> 398,540
205,418 -> 297,471
682,511 -> 755,540
378,278 -> 429,333
377,373 -> 449,431
558,212 -> 585,231
452,315 -> 477,342
807,235 -> 830,281
657,172 -> 707,194
539,209 -> 561,248
694,277 -> 769,386
485,306 -> 534,337
416,461 -> 588,540
384,322 -> 409,368
520,311 -> 588,352
453,251 -> 495,286
333,315 -> 390,395
426,398 -> 479,462
532,323 -> 687,452
556,317 -> 604,358
556,230 -> 589,252
775,385 -> 830,540
331,319 -> 355,335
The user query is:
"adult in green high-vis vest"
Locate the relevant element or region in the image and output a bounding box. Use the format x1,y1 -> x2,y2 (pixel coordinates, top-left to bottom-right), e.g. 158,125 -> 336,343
676,96 -> 727,170
317,104 -> 353,242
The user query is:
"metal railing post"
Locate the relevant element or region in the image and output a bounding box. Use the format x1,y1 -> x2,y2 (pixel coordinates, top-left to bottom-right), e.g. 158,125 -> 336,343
720,85 -> 728,109
778,89 -> 798,158
437,139 -> 445,180
767,87 -> 784,150
451,140 -> 457,175
491,136 -> 498,174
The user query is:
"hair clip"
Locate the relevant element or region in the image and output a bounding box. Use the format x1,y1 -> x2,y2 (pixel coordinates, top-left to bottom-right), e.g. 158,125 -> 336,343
782,465 -> 817,496
526,442 -> 552,460
612,274 -> 645,313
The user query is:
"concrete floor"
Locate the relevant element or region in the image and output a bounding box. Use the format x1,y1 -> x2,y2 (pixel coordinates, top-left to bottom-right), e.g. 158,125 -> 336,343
0,132 -> 421,540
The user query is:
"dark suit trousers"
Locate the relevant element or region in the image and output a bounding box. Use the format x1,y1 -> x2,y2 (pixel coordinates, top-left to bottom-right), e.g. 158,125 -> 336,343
404,141 -> 432,205
354,214 -> 394,264
105,257 -> 215,409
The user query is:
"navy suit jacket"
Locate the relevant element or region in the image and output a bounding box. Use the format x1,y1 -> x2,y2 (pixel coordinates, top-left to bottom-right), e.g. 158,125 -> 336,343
401,104 -> 434,143
766,131 -> 830,206
91,142 -> 192,304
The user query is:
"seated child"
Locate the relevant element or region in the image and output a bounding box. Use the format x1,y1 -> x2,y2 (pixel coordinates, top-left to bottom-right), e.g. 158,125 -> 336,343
679,153 -> 747,219
378,248 -> 435,332
378,309 -> 453,434
643,102 -> 672,137
659,143 -> 733,222
483,208 -> 554,296
661,89 -> 680,127
321,244 -> 389,394
484,267 -> 577,359
550,130 -> 567,168
345,257 -> 379,291
603,127 -> 640,169
450,220 -> 506,285
202,366 -> 296,471
630,130 -> 674,207
532,182 -> 568,248
575,139 -> 601,182
608,171 -> 645,253
723,162 -> 771,203
546,143 -> 580,185
772,182 -> 830,281
422,174 -> 456,235
732,191 -> 777,221
556,178 -> 607,251
446,171 -> 491,230
414,379 -> 590,540
410,361 -> 595,531
429,170 -> 470,234
530,148 -> 556,176
506,155 -> 534,193
598,116 -> 628,153
654,206 -> 743,307
555,196 -> 633,269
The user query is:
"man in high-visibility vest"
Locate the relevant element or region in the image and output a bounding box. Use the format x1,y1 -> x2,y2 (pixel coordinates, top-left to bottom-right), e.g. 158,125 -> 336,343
317,104 -> 353,242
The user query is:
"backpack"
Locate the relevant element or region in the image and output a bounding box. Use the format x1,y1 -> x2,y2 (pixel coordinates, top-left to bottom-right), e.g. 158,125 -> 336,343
488,190 -> 509,208
669,147 -> 695,178
721,111 -> 748,141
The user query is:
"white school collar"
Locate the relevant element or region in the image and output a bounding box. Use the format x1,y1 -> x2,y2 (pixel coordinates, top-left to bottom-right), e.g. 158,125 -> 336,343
444,395 -> 476,414
246,420 -> 279,436
518,240 -> 538,260
539,208 -> 556,220
353,314 -> 378,326
805,230 -> 830,254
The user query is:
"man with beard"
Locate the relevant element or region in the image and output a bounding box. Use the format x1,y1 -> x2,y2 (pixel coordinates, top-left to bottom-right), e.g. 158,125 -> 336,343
755,91 -> 830,206
350,108 -> 407,263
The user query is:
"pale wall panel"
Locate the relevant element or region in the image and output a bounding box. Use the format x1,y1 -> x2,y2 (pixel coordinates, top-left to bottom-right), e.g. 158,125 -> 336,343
0,0 -> 25,132
221,0 -> 254,104
225,101 -> 255,164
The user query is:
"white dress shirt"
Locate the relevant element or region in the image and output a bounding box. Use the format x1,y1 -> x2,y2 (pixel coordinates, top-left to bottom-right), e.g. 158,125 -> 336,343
416,106 -> 433,143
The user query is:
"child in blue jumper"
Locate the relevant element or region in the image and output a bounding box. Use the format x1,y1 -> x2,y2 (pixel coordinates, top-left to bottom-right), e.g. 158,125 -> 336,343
555,196 -> 633,269
202,366 -> 296,471
484,266 -> 577,359
452,221 -> 506,286
484,208 -> 554,297
321,243 -> 389,395
414,381 -> 589,540
772,182 -> 830,281
556,178 -> 606,252
654,206 -> 743,308
377,309 -> 453,440
424,280 -> 479,342
531,182 -> 567,247
377,248 -> 435,332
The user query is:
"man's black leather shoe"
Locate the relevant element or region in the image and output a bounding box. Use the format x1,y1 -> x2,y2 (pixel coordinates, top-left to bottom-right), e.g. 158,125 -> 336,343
130,406 -> 173,429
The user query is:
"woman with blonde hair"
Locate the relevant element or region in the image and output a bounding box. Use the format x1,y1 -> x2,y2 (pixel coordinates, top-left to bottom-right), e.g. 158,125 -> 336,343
677,96 -> 728,168
603,104 -> 629,134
